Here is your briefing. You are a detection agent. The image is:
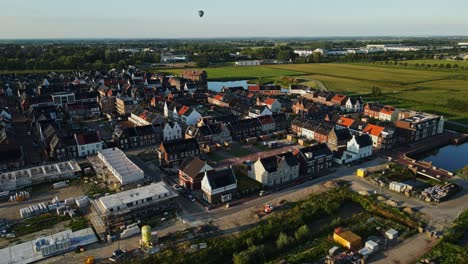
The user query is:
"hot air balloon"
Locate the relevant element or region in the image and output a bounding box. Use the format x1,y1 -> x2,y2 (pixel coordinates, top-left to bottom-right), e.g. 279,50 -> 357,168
198,10 -> 204,18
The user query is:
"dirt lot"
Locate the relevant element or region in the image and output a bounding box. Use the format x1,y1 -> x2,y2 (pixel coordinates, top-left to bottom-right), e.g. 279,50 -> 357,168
0,182 -> 84,221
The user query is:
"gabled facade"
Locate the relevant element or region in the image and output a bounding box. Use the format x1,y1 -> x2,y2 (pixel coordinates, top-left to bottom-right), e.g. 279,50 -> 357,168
157,138 -> 200,167
248,152 -> 300,186
74,132 -> 103,157
334,134 -> 373,164
201,167 -> 237,204
178,157 -> 213,190
295,143 -> 333,177
344,97 -> 364,112
163,122 -> 182,142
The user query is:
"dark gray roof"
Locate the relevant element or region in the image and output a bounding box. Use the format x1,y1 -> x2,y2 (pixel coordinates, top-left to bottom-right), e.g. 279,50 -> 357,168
355,134 -> 373,147
205,167 -> 237,189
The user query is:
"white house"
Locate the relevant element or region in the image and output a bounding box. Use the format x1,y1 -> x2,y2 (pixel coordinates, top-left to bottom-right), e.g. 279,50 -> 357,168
260,98 -> 282,113
74,132 -> 103,158
163,122 -> 182,142
334,134 -> 373,164
248,152 -> 300,186
178,106 -> 202,125
378,106 -> 399,122
235,60 -> 261,67
248,105 -> 272,118
344,97 -> 364,112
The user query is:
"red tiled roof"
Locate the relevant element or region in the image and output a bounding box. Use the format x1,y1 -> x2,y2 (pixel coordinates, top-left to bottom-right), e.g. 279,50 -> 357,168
332,94 -> 347,102
178,105 -> 190,115
362,124 -> 384,137
247,93 -> 255,98
248,85 -> 260,91
263,98 -> 276,105
214,94 -> 223,101
337,117 -> 355,127
380,106 -> 396,115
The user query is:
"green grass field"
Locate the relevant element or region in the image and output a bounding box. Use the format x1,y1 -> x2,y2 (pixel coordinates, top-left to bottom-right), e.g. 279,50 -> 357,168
264,63 -> 468,124
402,59 -> 468,67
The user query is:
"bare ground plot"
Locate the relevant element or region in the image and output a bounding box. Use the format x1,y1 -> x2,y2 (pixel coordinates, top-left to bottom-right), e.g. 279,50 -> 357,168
0,182 -> 84,221
370,233 -> 437,264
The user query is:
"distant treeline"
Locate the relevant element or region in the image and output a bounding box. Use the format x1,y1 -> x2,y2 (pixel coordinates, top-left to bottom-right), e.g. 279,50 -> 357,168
0,38 -> 466,71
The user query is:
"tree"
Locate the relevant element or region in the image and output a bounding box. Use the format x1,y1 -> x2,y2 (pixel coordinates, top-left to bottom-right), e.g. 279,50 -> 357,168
371,86 -> 382,97
276,232 -> 293,250
294,225 -> 310,242
311,52 -> 322,63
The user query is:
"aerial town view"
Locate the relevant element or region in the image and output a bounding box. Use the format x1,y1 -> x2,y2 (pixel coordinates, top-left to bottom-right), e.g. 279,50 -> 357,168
0,1 -> 467,264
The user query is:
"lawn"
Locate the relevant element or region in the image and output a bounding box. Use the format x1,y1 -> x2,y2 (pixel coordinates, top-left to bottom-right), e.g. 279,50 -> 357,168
13,213 -> 70,236
229,146 -> 253,157
206,152 -> 225,162
236,174 -> 263,195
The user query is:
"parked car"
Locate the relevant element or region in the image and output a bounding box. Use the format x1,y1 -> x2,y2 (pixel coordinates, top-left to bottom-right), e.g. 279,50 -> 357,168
259,190 -> 270,197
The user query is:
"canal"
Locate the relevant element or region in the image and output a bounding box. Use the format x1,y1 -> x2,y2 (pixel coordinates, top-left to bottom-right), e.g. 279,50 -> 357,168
208,80 -> 248,92
417,143 -> 468,171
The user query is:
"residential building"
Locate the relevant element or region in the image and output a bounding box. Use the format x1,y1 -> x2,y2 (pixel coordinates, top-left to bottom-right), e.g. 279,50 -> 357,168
178,157 -> 213,190
248,85 -> 282,96
248,105 -> 272,118
163,122 -> 182,142
257,115 -> 276,134
258,98 -> 282,113
364,103 -> 384,119
201,167 -> 237,204
227,118 -> 262,139
93,183 -> 178,230
74,132 -> 103,157
181,70 -> 207,87
395,112 -> 444,143
113,125 -> 161,150
51,92 -> 75,106
157,138 -> 200,167
235,60 -> 261,66
116,97 -> 139,115
334,134 -> 373,164
362,124 -> 395,149
379,106 -> 399,122
185,123 -> 232,145
331,94 -> 348,106
249,152 -> 300,186
294,143 -> 333,177
344,97 -> 364,112
292,101 -> 319,115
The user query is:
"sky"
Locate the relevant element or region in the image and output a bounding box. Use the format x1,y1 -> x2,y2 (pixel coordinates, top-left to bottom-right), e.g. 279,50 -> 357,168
1,0 -> 467,38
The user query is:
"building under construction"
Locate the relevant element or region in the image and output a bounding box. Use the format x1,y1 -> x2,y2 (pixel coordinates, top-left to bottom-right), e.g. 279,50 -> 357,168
92,182 -> 178,230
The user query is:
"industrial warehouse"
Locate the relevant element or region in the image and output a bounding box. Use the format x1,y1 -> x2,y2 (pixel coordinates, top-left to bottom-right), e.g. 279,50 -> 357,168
97,148 -> 145,185
92,182 -> 178,230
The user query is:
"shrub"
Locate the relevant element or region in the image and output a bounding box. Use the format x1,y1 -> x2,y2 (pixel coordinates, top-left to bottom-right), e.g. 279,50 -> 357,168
294,225 -> 311,242
276,232 -> 293,250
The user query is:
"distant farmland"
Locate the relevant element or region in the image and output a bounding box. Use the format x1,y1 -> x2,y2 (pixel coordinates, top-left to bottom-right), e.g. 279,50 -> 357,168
159,63 -> 467,124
